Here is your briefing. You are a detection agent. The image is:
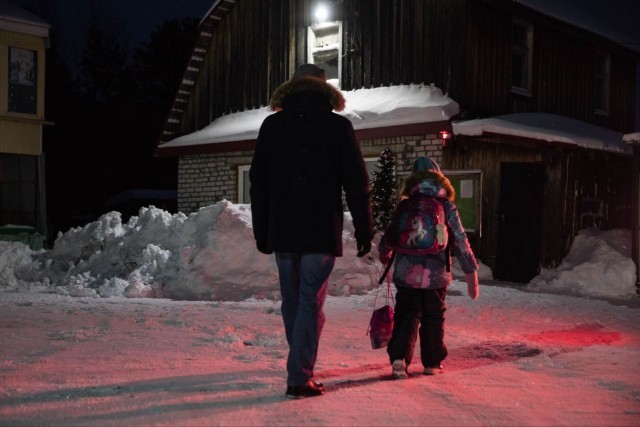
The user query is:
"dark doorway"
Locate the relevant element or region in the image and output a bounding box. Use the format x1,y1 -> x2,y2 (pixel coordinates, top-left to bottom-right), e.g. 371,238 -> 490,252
495,163 -> 545,283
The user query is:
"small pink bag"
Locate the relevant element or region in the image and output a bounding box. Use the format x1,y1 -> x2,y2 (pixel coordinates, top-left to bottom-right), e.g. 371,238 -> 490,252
367,273 -> 395,350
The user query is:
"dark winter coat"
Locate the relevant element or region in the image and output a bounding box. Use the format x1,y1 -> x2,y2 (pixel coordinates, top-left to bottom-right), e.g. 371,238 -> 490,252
250,77 -> 373,256
379,170 -> 478,289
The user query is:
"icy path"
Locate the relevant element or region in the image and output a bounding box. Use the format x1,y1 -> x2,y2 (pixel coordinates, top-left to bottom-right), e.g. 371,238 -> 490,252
1,282 -> 639,426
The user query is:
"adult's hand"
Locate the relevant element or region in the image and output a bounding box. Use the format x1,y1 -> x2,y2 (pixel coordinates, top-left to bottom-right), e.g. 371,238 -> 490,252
256,238 -> 273,255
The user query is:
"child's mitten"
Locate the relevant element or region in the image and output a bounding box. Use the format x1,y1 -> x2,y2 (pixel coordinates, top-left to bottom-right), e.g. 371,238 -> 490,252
465,272 -> 479,300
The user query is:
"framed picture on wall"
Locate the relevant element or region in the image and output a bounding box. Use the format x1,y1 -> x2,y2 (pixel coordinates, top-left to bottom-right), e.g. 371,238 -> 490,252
8,47 -> 38,115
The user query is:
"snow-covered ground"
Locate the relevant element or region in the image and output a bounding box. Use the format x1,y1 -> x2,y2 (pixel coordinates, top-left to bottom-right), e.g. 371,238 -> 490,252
1,201 -> 639,426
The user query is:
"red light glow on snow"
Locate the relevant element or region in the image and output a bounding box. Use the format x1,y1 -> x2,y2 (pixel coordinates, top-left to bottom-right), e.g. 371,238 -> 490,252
525,323 -> 622,347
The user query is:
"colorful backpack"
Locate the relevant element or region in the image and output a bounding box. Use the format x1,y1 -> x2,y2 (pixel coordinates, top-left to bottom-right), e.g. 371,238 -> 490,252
393,194 -> 448,255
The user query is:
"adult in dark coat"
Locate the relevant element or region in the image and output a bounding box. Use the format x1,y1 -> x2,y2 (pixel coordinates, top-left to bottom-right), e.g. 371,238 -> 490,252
250,64 -> 374,399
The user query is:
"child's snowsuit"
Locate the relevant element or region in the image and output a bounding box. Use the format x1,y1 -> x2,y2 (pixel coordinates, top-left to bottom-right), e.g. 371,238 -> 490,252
378,167 -> 478,369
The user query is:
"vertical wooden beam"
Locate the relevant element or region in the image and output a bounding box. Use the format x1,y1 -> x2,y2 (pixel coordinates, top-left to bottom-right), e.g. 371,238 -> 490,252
632,145 -> 640,291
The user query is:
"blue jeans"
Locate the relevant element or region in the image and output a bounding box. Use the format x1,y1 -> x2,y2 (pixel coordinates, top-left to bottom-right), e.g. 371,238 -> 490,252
275,252 -> 335,386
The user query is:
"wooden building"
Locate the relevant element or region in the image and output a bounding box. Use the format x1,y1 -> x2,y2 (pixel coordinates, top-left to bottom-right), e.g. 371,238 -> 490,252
155,0 -> 639,283
626,133 -> 640,289
0,3 -> 50,245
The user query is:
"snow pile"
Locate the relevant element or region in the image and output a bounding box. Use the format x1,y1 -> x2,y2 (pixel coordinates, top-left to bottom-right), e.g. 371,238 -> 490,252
2,201 -> 382,300
1,201 -> 637,301
527,227 -> 637,298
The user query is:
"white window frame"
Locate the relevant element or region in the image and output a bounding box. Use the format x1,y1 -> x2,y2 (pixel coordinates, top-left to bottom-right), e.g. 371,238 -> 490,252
511,19 -> 533,96
237,165 -> 251,204
308,21 -> 342,88
363,156 -> 380,181
442,169 -> 483,237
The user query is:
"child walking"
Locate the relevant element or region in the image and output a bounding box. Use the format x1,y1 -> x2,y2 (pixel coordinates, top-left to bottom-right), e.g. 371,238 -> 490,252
378,156 -> 479,378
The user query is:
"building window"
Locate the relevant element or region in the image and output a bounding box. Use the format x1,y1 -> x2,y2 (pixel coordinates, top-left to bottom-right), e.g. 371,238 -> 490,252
363,157 -> 380,180
8,47 -> 38,115
511,20 -> 533,96
308,21 -> 342,87
594,52 -> 610,115
237,165 -> 251,204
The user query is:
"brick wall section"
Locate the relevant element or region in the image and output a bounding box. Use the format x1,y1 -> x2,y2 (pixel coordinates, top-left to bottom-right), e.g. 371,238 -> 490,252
177,134 -> 442,214
178,151 -> 253,213
359,133 -> 442,179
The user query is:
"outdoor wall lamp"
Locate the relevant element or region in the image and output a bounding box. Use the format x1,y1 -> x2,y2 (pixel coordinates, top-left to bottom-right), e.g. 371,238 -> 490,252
439,130 -> 452,147
314,3 -> 330,23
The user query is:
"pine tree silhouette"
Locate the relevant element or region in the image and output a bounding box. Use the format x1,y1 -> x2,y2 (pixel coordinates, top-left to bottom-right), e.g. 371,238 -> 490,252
371,148 -> 397,231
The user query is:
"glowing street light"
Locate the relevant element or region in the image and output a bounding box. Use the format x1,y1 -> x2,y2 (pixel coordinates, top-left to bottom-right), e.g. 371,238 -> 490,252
314,4 -> 329,23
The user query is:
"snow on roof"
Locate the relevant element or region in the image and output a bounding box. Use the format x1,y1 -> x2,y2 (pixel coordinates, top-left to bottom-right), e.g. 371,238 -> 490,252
623,132 -> 640,144
160,83 -> 459,148
452,113 -> 632,154
0,0 -> 50,37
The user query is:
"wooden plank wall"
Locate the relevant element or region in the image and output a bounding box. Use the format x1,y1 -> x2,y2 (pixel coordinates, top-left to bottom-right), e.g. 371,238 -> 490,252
177,0 -> 638,139
446,138 -> 633,270
445,137 -> 579,270
180,0 -> 295,135
342,0 -> 465,92
461,0 -> 512,117
446,138 -> 540,269
575,151 -> 634,230
178,0 -> 467,136
463,0 -> 637,132
177,0 -> 636,138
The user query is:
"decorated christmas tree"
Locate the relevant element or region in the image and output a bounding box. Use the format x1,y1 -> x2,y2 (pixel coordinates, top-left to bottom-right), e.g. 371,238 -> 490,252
371,148 -> 397,232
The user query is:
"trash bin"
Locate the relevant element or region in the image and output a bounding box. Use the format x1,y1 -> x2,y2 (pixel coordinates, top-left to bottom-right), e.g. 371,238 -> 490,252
0,225 -> 44,250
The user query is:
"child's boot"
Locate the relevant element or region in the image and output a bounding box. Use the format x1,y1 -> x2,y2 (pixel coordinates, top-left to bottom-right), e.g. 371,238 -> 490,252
423,364 -> 443,375
392,359 -> 408,379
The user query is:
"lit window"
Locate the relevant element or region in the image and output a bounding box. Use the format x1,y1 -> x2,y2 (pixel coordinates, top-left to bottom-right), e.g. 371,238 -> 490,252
238,165 -> 251,204
511,20 -> 533,95
308,21 -> 342,87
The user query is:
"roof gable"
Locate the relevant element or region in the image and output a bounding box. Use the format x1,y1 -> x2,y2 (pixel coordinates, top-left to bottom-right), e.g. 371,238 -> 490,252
0,0 -> 50,37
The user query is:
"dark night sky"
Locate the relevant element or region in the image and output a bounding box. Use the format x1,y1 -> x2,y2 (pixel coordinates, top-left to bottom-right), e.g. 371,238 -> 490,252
111,0 -> 213,46
56,0 -> 212,47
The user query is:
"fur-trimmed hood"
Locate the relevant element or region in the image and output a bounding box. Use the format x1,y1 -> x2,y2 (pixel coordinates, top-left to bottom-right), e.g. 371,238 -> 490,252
401,170 -> 455,202
268,77 -> 346,112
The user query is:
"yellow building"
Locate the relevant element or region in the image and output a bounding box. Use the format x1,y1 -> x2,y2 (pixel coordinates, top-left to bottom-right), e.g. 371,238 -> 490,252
0,2 -> 50,245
